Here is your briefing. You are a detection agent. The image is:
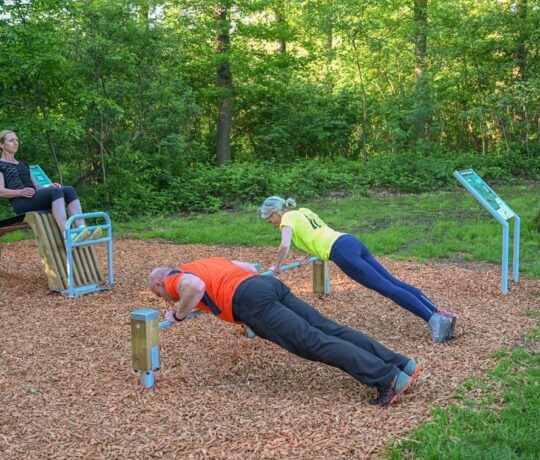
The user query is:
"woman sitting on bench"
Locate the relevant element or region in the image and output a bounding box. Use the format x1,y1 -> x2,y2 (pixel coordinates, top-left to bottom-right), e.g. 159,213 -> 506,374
0,130 -> 100,242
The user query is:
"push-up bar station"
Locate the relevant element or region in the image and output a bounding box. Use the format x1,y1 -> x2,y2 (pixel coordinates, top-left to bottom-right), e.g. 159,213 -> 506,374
130,257 -> 331,388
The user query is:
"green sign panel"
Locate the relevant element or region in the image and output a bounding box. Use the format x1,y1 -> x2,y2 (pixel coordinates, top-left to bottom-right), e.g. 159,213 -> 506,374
30,164 -> 53,187
457,169 -> 515,220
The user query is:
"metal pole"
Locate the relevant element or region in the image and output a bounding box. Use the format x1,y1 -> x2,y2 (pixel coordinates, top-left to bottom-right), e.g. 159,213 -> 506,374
159,310 -> 206,329
513,215 -> 520,284
502,221 -> 509,294
260,256 -> 319,276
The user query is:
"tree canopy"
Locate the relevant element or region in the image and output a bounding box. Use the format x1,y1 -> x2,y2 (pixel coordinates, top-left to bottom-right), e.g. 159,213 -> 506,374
1,0 -> 539,215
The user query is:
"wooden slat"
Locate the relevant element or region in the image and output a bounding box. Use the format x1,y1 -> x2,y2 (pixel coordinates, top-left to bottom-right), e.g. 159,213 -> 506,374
23,212 -> 104,291
74,244 -> 92,284
81,246 -> 101,282
43,213 -> 75,288
24,212 -> 65,290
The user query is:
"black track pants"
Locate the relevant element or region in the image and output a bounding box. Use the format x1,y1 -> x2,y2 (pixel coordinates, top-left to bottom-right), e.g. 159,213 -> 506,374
232,276 -> 408,388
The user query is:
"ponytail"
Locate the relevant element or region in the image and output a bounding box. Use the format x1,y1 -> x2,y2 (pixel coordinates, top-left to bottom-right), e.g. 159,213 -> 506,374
259,196 -> 297,218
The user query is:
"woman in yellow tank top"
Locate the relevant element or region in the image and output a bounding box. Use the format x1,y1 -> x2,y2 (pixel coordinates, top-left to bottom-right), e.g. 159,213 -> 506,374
259,196 -> 457,344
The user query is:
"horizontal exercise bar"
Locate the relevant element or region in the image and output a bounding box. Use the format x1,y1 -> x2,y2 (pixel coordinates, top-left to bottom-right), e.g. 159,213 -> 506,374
159,310 -> 206,329
260,256 -> 319,276
158,256 -> 320,329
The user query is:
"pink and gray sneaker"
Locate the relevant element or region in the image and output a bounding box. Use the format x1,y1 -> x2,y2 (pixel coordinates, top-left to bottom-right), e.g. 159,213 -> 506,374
428,313 -> 454,343
436,309 -> 458,340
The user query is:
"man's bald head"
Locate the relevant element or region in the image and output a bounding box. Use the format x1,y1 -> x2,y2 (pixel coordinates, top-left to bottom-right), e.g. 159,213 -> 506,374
149,266 -> 174,298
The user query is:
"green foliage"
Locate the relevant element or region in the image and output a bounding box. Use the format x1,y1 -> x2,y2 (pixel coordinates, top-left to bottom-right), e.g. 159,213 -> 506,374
1,1 -> 540,218
88,154 -> 539,217
235,82 -> 360,160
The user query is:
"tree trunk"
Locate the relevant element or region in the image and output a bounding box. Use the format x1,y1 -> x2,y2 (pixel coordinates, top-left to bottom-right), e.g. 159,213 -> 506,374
351,36 -> 368,160
99,109 -> 110,205
215,3 -> 232,166
413,0 -> 430,144
512,0 -> 527,83
274,1 -> 286,53
512,0 -> 528,156
45,131 -> 64,185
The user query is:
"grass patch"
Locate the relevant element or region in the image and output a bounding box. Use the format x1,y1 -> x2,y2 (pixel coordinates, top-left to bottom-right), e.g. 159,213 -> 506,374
0,229 -> 31,243
386,321 -> 540,460
116,185 -> 540,278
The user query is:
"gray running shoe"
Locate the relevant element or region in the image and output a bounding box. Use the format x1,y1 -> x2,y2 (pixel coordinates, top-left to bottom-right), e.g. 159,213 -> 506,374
428,313 -> 453,343
370,370 -> 419,406
436,309 -> 458,340
403,359 -> 423,378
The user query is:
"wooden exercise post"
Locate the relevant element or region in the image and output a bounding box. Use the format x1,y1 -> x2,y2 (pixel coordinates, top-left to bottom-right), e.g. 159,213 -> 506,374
23,211 -> 103,292
313,259 -> 331,295
131,309 -> 161,388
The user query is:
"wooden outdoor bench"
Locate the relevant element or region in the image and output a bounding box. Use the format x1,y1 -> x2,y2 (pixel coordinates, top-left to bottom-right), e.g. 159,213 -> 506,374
1,165 -> 104,292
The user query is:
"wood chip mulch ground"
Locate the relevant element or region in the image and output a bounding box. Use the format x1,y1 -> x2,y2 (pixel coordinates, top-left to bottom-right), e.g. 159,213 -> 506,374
1,239 -> 539,459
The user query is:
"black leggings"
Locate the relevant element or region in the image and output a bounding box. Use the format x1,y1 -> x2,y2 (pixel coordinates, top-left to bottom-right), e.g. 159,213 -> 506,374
11,186 -> 79,215
232,276 -> 408,389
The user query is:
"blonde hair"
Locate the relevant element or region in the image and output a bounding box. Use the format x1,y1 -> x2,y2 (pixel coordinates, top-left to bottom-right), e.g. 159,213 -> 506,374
259,196 -> 297,218
0,130 -> 15,152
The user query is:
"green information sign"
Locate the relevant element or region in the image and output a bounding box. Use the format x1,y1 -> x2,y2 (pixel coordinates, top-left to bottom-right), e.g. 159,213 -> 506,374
29,164 -> 53,187
454,168 -> 520,294
457,169 -> 515,220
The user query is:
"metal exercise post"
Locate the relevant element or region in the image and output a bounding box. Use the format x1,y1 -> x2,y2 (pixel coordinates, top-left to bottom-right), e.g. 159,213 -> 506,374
131,309 -> 160,389
454,169 -> 520,294
64,212 -> 114,297
132,309 -> 205,388
313,258 -> 331,295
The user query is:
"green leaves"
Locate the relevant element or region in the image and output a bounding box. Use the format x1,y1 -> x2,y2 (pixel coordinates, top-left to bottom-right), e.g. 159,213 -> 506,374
1,0 -> 539,214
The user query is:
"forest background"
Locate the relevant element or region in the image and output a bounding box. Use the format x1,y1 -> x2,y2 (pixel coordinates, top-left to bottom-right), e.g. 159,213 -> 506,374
1,0 -> 539,219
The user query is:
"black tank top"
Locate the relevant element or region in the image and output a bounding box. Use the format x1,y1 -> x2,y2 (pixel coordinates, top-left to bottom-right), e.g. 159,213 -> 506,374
0,160 -> 34,189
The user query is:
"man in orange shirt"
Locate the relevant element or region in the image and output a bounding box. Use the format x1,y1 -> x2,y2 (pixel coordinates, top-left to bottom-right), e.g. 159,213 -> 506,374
149,257 -> 422,406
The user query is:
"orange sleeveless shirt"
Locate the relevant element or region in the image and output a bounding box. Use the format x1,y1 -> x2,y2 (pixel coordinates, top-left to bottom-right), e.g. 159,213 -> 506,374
163,257 -> 255,324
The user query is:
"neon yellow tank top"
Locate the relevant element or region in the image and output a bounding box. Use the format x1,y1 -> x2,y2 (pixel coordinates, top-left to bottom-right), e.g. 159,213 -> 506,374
279,208 -> 343,261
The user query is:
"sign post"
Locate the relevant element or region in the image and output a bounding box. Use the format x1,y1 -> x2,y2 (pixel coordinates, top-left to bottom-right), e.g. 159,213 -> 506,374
453,169 -> 520,294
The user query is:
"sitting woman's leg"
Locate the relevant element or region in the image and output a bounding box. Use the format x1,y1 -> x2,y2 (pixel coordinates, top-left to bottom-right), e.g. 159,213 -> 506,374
50,195 -> 68,231
12,187 -> 69,232
63,186 -> 85,228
